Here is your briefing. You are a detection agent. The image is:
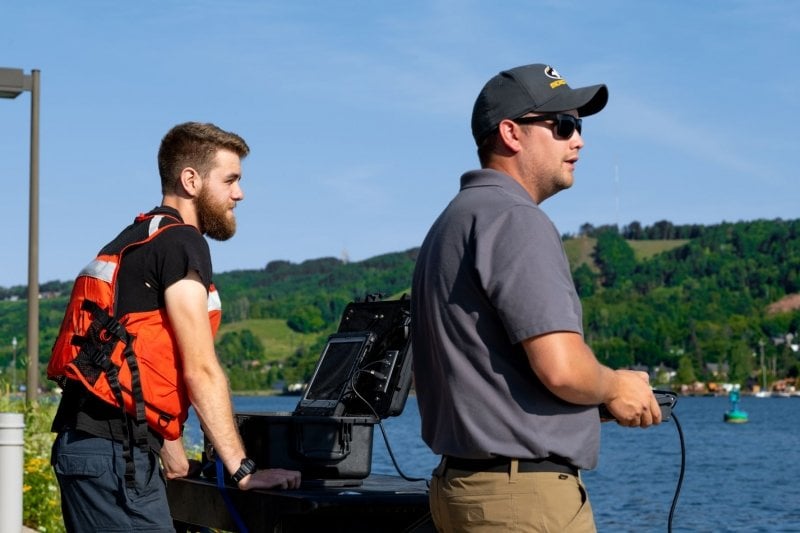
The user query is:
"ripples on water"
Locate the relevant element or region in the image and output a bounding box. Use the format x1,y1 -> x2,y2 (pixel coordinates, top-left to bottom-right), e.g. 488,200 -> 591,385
185,395 -> 800,532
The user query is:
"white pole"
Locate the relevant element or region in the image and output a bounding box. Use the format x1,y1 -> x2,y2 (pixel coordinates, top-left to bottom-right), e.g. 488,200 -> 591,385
0,413 -> 25,533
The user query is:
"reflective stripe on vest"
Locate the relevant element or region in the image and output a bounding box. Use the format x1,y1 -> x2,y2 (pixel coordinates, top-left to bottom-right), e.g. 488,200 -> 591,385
148,215 -> 166,235
78,218 -> 167,283
79,259 -> 116,283
208,288 -> 221,313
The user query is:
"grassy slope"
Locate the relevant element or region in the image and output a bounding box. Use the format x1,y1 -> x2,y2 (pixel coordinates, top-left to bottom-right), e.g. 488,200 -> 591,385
628,239 -> 689,260
563,236 -> 600,270
562,237 -> 689,271
217,318 -> 325,362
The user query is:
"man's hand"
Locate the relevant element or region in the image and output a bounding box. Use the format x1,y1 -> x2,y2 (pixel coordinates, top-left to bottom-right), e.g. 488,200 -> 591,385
604,369 -> 662,427
160,438 -> 192,480
237,468 -> 302,490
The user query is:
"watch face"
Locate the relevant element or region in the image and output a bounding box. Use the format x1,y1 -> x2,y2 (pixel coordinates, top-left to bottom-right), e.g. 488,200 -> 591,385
232,458 -> 256,482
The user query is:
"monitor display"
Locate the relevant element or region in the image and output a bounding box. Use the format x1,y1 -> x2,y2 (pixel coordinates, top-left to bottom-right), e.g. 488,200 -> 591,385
296,332 -> 373,415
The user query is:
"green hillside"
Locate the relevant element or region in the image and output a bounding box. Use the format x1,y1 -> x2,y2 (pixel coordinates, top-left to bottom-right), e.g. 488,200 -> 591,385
563,237 -> 688,271
217,318 -> 324,362
2,218 -> 800,393
629,239 -> 689,261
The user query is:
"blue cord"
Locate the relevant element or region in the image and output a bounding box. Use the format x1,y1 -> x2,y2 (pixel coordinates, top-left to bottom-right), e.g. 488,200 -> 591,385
215,457 -> 250,533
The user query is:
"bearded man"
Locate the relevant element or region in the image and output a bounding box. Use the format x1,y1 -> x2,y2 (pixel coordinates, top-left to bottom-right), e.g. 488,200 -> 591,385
48,122 -> 300,533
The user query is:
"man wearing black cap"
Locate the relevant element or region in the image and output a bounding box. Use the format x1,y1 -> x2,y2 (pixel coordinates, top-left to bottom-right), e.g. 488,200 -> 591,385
411,64 -> 662,531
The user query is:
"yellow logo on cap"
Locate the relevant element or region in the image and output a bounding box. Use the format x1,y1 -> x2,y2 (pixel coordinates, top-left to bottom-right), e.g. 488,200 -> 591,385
550,79 -> 567,89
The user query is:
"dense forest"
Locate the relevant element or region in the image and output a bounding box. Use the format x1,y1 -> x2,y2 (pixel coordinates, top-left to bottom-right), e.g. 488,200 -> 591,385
575,219 -> 800,389
1,218 -> 798,393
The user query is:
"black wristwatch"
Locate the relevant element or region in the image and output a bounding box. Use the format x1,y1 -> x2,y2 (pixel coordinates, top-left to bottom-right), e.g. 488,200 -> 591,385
231,458 -> 257,483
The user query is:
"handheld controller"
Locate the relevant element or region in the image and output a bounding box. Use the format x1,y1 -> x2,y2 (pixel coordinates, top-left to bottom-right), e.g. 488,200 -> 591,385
598,389 -> 678,421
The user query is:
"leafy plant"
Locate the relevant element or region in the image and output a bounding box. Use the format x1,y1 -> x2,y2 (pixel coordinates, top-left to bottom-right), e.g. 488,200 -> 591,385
0,392 -> 64,532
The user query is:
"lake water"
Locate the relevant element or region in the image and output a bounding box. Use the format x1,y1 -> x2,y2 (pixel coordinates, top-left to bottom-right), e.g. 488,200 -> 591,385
185,395 -> 800,532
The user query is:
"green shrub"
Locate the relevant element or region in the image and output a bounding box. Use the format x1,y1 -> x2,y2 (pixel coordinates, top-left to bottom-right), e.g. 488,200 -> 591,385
1,391 -> 64,532
2,391 -> 209,532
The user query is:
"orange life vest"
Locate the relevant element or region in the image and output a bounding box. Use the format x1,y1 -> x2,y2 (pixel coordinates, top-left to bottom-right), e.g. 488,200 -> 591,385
48,213 -> 222,441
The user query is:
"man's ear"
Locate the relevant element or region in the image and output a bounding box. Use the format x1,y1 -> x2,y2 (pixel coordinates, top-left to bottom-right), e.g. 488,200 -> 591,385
496,119 -> 524,154
179,167 -> 201,198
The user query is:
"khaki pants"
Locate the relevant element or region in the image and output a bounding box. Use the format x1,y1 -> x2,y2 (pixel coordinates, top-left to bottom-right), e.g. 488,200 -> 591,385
429,459 -> 596,532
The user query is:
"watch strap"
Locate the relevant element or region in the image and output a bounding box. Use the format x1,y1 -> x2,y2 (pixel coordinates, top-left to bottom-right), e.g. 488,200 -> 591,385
231,458 -> 257,483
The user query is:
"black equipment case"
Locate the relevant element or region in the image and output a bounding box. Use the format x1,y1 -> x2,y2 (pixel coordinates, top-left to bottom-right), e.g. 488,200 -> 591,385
205,295 -> 413,484
232,412 -> 377,481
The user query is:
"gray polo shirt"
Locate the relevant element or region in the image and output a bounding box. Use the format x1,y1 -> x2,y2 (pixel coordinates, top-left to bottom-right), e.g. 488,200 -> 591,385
411,168 -> 600,470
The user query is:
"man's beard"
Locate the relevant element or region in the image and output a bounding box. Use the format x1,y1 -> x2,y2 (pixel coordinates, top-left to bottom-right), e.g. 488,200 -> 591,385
196,187 -> 236,241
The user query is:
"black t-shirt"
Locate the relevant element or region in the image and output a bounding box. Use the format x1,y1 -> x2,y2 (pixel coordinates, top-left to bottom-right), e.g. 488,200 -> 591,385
114,215 -> 212,316
52,206 -> 213,449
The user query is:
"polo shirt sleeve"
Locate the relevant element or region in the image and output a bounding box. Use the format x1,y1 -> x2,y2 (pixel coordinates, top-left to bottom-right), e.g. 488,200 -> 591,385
474,204 -> 583,344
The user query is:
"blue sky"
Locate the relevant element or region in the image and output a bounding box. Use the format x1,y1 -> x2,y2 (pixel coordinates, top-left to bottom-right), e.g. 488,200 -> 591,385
1,1 -> 798,287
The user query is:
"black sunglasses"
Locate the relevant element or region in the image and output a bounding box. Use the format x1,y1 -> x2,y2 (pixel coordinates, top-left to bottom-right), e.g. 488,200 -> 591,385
512,113 -> 582,139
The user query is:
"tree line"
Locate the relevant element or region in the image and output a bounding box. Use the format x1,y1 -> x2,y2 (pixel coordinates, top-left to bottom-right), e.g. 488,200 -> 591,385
578,219 -> 800,388
1,219 -> 798,393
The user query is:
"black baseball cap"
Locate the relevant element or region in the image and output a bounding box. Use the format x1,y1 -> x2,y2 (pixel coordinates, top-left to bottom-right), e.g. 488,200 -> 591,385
471,63 -> 608,145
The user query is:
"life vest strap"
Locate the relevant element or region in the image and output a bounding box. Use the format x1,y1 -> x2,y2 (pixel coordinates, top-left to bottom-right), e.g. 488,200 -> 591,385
80,300 -> 130,344
74,299 -> 150,488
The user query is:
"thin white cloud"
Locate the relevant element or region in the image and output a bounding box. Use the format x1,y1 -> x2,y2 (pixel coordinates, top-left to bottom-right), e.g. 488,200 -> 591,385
608,94 -> 775,181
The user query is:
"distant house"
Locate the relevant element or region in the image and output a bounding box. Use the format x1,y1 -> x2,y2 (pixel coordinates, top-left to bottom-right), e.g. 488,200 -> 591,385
705,362 -> 729,378
652,364 -> 676,384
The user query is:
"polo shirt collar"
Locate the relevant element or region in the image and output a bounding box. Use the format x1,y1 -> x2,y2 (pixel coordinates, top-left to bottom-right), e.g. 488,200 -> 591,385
460,168 -> 537,205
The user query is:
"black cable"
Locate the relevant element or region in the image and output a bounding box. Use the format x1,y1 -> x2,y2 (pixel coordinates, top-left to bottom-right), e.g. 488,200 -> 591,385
348,367 -> 432,532
349,369 -> 427,483
374,416 -> 427,483
668,412 -> 686,533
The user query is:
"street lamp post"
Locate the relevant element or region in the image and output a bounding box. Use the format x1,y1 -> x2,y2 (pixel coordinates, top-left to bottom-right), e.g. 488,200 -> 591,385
0,67 -> 40,403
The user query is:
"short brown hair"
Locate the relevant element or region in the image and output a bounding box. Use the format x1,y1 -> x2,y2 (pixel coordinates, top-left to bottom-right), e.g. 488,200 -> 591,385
157,122 -> 250,194
476,129 -> 500,167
